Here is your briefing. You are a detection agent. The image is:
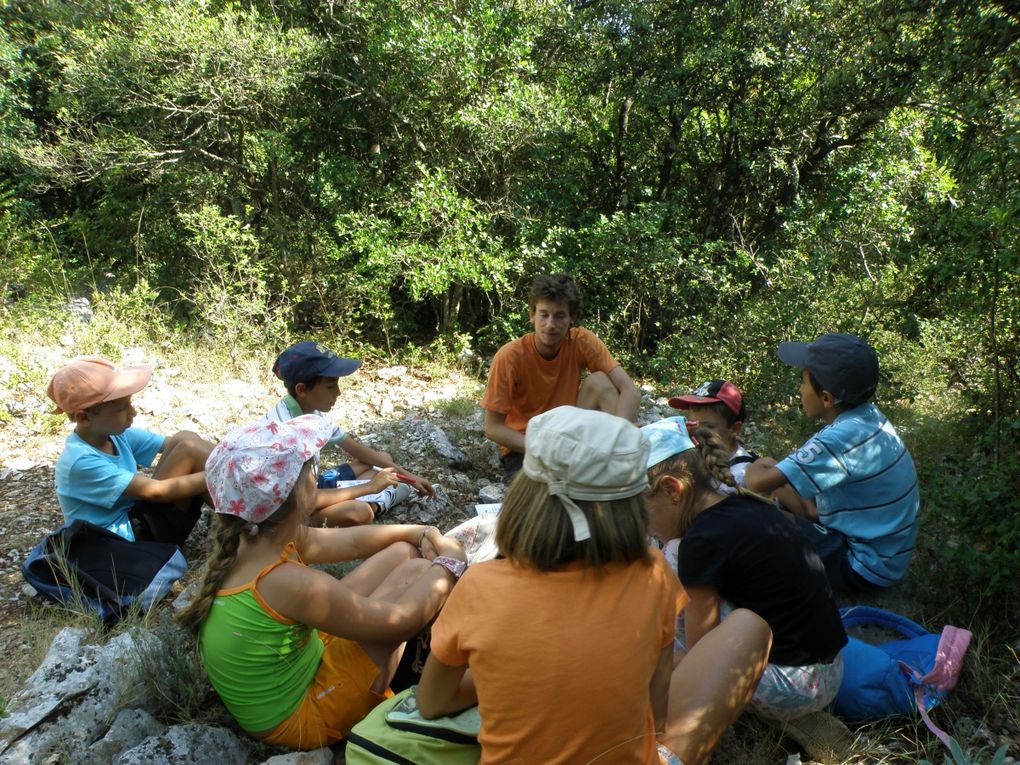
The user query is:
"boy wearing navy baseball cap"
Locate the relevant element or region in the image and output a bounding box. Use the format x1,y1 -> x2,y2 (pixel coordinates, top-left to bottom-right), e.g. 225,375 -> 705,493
744,333 -> 920,593
262,341 -> 436,526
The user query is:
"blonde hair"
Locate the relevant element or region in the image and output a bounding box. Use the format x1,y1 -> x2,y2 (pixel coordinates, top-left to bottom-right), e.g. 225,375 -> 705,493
646,424 -> 771,536
495,472 -> 649,572
177,461 -> 312,634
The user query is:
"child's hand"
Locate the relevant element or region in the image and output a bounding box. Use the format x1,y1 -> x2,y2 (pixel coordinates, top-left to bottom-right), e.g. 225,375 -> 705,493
368,468 -> 400,493
405,473 -> 436,498
418,526 -> 444,560
427,533 -> 467,563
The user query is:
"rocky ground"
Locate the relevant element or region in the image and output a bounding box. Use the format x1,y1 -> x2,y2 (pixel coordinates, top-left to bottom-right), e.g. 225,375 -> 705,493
0,351 -> 680,696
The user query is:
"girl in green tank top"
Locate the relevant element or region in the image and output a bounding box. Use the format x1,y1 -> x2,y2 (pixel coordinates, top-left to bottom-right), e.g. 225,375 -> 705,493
178,415 -> 467,749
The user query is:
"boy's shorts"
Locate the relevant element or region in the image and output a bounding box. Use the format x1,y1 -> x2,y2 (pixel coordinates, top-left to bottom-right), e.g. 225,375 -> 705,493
791,516 -> 883,595
317,463 -> 357,488
129,496 -> 203,548
261,633 -> 390,750
500,451 -> 524,479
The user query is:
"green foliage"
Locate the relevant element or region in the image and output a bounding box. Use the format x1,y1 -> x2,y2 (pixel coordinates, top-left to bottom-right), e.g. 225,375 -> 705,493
0,24 -> 36,217
333,165 -> 517,336
920,737 -> 1009,765
131,612 -> 212,723
179,204 -> 290,349
921,420 -> 1020,601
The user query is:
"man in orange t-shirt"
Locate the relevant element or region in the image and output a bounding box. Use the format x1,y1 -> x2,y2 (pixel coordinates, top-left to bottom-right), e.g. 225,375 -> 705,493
481,273 -> 640,476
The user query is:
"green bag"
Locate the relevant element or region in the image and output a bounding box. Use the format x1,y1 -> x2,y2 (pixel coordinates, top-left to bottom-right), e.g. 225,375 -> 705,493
345,685 -> 481,765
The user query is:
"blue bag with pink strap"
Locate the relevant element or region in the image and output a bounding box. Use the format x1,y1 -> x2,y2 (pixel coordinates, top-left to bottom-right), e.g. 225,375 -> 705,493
835,606 -> 972,747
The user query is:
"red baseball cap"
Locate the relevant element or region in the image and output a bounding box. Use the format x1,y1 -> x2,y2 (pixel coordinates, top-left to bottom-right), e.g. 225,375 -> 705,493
669,379 -> 746,420
47,356 -> 152,414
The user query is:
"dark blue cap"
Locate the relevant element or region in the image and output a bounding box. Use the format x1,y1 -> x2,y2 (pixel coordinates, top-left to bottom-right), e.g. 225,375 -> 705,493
273,341 -> 361,388
778,333 -> 878,406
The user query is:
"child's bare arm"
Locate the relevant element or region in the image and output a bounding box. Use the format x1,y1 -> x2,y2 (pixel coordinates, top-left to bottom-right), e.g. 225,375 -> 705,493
744,459 -> 818,519
743,457 -> 790,494
296,523 -> 457,564
417,656 -> 477,719
340,436 -> 436,497
264,558 -> 458,644
123,472 -> 206,503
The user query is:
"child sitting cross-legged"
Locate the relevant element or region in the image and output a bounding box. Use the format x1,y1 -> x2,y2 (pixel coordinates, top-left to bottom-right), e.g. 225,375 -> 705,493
265,341 -> 436,527
48,356 -> 213,547
744,333 -> 920,593
642,416 -> 852,760
177,415 -> 466,751
415,406 -> 773,765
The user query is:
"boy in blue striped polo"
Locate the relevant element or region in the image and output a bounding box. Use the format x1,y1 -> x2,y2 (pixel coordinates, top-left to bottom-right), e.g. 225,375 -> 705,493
744,333 -> 919,593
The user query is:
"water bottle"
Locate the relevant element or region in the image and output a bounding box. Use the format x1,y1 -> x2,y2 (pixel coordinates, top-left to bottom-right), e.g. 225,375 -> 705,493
319,467 -> 341,489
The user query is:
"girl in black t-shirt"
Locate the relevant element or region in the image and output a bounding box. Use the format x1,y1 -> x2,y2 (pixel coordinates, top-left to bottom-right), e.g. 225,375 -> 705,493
641,416 -> 848,723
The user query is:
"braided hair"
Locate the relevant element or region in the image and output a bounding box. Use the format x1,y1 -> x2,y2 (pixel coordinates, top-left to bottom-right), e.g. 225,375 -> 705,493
647,424 -> 771,536
177,514 -> 247,634
177,461 -> 312,634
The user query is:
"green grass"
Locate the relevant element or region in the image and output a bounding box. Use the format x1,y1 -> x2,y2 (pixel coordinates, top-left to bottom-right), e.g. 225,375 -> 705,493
436,396 -> 481,419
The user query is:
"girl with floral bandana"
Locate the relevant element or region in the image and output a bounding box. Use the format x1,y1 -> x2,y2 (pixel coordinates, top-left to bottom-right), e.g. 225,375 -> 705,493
178,415 -> 466,751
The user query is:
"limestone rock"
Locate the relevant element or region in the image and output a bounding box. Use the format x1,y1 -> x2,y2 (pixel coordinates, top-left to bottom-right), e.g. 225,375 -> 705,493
407,419 -> 472,469
257,749 -> 334,765
114,724 -> 249,765
478,484 -> 504,503
85,709 -> 166,765
0,627 -> 159,764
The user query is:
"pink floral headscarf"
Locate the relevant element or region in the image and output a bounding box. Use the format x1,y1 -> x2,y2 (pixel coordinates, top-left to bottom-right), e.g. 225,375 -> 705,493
205,415 -> 334,523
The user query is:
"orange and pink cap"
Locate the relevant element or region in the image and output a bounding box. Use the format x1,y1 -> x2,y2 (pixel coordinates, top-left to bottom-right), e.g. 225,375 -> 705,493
47,356 -> 152,414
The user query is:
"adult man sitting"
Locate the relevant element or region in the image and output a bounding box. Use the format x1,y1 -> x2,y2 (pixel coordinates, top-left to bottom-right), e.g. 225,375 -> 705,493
481,273 -> 640,477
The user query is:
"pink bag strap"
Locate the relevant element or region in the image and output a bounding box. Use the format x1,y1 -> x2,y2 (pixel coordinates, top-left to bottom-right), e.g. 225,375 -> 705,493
902,626 -> 973,749
920,625 -> 972,691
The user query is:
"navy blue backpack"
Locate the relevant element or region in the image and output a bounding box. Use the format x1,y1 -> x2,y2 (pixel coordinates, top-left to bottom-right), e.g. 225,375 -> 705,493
22,520 -> 187,623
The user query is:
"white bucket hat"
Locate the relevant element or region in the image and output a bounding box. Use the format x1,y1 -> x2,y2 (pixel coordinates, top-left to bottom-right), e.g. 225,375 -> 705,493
523,406 -> 649,541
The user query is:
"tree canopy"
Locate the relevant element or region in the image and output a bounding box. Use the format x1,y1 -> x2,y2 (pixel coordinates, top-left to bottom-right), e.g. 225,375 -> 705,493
1,0 -> 1016,404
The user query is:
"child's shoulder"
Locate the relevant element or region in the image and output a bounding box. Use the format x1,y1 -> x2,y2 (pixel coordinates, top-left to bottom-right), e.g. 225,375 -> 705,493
799,404 -> 892,454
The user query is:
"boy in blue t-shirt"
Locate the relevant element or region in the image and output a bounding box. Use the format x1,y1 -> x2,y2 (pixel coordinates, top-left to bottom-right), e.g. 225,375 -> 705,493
48,356 -> 213,546
745,333 -> 919,593
263,341 -> 435,526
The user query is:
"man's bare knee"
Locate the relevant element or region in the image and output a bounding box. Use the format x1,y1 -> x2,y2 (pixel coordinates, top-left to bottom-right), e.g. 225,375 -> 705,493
577,372 -> 618,414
